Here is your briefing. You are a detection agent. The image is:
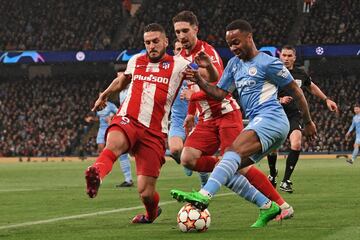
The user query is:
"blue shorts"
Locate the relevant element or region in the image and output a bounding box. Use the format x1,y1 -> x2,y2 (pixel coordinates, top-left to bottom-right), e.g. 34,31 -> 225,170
355,137 -> 360,145
245,111 -> 290,163
96,128 -> 107,144
168,117 -> 186,141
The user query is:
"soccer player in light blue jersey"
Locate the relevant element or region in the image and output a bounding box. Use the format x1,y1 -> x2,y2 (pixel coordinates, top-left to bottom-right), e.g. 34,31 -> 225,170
171,19 -> 316,227
345,104 -> 360,164
168,39 -> 209,187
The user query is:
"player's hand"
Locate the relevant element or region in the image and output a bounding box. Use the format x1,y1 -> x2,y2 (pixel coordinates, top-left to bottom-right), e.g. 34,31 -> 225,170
279,96 -> 293,105
92,94 -> 107,111
180,89 -> 195,101
183,114 -> 195,136
84,116 -> 93,123
194,51 -> 212,68
326,99 -> 339,113
183,68 -> 201,83
303,120 -> 317,142
345,132 -> 350,140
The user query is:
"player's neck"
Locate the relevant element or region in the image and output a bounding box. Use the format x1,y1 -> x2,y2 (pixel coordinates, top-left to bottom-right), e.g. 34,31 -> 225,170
245,48 -> 260,61
186,39 -> 199,55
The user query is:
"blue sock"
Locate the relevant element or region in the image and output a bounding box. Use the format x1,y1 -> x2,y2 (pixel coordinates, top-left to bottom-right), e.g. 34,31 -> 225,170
198,172 -> 209,188
352,146 -> 359,161
203,151 -> 241,196
119,154 -> 132,182
225,173 -> 269,207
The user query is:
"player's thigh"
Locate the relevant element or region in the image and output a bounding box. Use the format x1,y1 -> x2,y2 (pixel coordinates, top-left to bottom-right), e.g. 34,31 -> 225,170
184,122 -> 219,156
243,113 -> 289,162
230,130 -> 262,158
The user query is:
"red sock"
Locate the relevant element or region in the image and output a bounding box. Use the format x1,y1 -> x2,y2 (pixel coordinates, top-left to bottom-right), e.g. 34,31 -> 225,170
245,166 -> 285,206
144,191 -> 160,221
93,149 -> 117,179
193,156 -> 218,172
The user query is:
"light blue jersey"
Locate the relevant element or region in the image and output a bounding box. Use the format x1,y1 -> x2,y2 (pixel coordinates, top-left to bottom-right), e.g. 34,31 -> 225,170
217,52 -> 293,161
96,101 -> 118,144
347,114 -> 360,144
119,88 -> 128,106
169,81 -> 188,140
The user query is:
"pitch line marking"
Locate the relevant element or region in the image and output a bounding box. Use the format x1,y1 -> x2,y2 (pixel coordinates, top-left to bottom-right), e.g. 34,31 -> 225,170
0,192 -> 234,230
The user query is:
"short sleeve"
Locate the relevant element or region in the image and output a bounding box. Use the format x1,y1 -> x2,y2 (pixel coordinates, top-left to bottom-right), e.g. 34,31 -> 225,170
303,71 -> 312,87
266,58 -> 294,88
124,54 -> 138,75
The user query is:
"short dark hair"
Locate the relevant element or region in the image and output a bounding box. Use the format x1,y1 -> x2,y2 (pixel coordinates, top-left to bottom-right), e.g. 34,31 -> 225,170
172,11 -> 199,26
144,23 -> 166,34
226,19 -> 253,33
355,103 -> 360,108
282,45 -> 296,54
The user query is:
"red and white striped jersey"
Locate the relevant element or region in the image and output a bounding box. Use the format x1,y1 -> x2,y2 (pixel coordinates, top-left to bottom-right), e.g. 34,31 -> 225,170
180,40 -> 240,121
118,53 -> 188,133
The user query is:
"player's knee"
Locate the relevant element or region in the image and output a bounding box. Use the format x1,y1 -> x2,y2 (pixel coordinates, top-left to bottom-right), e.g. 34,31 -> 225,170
291,141 -> 301,151
180,152 -> 196,169
104,141 -> 123,157
139,188 -> 155,202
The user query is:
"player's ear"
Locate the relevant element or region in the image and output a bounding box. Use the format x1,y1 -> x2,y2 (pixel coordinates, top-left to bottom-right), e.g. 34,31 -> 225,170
193,25 -> 199,34
164,37 -> 169,48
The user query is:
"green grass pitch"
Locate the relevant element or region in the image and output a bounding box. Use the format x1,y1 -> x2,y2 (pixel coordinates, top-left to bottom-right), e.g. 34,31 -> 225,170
0,157 -> 359,240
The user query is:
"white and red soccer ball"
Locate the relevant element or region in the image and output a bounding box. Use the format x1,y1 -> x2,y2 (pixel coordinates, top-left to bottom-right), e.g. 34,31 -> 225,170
177,203 -> 211,233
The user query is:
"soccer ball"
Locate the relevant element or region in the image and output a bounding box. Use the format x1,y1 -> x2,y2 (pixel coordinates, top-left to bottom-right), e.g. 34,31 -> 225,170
177,203 -> 211,233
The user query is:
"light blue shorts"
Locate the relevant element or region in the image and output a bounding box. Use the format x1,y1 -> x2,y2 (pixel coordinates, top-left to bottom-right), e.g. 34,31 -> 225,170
355,137 -> 360,145
96,128 -> 106,144
245,112 -> 290,163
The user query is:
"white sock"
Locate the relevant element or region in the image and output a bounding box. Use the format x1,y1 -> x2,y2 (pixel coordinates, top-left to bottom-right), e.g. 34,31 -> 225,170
260,200 -> 272,209
280,202 -> 290,209
199,189 -> 212,198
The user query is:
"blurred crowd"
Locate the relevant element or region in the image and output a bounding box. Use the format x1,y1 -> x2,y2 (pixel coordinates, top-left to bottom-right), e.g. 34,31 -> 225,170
300,0 -> 360,44
0,0 -> 123,51
0,74 -> 112,157
1,0 -> 359,52
120,0 -> 297,50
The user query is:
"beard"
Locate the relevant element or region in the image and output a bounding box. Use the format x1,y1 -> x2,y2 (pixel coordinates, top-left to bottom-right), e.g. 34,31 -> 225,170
147,48 -> 166,62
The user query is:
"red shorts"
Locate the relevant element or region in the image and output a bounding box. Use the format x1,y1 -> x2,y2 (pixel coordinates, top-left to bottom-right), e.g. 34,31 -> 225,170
184,110 -> 243,155
106,115 -> 166,177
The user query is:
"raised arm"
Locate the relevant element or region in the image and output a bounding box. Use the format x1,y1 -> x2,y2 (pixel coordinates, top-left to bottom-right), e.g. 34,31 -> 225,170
195,51 -> 221,83
306,82 -> 338,113
92,73 -> 131,111
183,67 -> 227,101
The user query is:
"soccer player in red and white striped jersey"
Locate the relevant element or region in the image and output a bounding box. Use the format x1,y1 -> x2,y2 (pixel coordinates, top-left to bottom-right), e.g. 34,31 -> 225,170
172,11 -> 242,173
85,23 -> 189,224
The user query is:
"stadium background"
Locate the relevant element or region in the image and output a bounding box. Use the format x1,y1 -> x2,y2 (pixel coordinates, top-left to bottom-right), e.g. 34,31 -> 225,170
1,0 -> 359,159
